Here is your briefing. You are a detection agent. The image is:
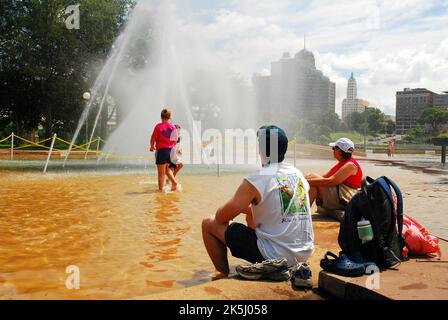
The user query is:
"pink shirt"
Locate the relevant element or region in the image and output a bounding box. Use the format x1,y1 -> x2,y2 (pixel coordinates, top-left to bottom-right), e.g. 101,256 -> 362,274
151,122 -> 178,150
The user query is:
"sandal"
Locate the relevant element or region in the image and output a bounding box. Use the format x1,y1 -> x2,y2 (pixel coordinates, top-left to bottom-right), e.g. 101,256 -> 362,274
320,252 -> 365,277
347,251 -> 379,274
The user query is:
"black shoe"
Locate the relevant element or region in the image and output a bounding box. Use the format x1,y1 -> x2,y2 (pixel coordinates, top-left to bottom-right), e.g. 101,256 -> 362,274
291,262 -> 313,290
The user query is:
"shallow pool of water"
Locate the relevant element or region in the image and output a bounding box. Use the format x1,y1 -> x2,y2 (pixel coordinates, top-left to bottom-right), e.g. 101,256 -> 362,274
0,170 -> 249,299
1,156 -> 445,299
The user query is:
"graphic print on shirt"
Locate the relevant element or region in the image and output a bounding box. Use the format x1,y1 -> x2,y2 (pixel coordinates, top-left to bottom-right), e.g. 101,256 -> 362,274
161,127 -> 174,139
276,174 -> 309,217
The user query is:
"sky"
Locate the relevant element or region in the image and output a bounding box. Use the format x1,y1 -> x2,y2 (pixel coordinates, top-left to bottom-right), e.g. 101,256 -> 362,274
150,0 -> 448,116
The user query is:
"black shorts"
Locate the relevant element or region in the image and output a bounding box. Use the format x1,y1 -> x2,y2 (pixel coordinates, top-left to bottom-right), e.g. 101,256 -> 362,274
225,223 -> 265,263
168,162 -> 177,169
155,148 -> 172,165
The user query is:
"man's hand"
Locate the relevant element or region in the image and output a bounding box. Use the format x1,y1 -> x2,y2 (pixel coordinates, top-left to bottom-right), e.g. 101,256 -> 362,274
150,147 -> 155,152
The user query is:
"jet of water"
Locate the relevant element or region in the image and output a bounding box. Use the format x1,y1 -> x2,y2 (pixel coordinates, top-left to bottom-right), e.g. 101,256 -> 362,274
67,0 -> 255,166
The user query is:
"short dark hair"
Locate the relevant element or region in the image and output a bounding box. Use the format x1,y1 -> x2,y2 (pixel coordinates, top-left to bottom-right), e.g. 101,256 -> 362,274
257,125 -> 288,164
161,108 -> 171,120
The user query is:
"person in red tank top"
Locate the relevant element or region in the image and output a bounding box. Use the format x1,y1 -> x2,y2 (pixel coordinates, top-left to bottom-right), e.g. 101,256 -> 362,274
305,138 -> 363,221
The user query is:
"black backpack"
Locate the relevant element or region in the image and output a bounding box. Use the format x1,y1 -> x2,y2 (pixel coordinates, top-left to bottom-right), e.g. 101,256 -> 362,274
338,176 -> 405,268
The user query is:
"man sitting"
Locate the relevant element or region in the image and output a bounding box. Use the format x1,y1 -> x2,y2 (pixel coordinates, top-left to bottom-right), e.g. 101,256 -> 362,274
202,126 -> 314,285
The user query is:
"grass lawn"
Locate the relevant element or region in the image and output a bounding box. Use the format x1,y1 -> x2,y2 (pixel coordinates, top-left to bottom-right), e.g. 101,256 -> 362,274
329,132 -> 375,144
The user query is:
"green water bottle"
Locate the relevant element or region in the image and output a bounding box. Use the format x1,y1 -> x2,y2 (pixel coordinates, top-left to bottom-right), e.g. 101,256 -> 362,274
357,218 -> 374,244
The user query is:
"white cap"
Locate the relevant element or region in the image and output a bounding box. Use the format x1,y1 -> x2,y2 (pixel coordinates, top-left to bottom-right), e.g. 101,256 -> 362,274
329,138 -> 355,153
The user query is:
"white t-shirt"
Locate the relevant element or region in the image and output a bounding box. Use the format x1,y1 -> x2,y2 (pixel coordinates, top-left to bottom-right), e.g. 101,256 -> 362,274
245,162 -> 314,266
170,144 -> 182,164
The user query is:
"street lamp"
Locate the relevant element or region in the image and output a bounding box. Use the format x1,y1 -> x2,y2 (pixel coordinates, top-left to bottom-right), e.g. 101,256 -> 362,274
83,92 -> 91,144
362,100 -> 370,153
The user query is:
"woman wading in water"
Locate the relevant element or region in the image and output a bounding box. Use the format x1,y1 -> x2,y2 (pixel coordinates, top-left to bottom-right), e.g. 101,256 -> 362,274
150,108 -> 179,192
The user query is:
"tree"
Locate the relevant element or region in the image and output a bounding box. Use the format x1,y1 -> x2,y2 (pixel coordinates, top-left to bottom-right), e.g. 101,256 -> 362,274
344,112 -> 364,132
343,108 -> 387,135
418,108 -> 448,135
322,111 -> 342,132
403,128 -> 423,144
365,108 -> 387,134
385,119 -> 395,135
0,0 -> 135,140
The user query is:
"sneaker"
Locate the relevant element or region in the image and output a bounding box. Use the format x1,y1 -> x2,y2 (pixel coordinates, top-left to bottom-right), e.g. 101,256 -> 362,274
236,259 -> 290,281
291,262 -> 313,290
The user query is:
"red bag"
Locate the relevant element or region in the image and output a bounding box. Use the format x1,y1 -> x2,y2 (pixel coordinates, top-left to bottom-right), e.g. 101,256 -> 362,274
402,215 -> 442,259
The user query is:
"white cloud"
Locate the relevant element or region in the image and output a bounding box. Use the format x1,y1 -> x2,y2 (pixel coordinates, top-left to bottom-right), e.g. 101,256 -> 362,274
176,0 -> 448,116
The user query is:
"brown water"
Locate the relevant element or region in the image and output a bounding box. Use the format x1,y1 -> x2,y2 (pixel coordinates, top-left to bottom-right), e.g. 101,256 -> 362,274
0,171 -> 245,299
1,158 -> 446,300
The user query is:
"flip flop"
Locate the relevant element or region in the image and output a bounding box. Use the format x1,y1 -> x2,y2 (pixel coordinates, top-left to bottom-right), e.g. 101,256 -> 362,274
320,252 -> 365,277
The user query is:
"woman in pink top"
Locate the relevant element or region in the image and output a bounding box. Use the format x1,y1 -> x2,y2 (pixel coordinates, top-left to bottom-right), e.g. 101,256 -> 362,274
305,138 -> 363,221
150,109 -> 179,191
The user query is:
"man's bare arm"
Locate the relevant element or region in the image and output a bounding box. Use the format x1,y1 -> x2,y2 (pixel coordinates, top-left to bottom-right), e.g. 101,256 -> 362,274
241,205 -> 256,229
215,180 -> 260,225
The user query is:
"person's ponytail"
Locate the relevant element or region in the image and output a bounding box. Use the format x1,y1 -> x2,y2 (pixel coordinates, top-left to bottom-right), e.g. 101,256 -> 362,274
341,150 -> 353,161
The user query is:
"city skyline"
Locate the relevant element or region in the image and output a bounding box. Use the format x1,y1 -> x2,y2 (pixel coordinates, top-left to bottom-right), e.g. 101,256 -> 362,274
165,0 -> 448,117
253,46 -> 335,128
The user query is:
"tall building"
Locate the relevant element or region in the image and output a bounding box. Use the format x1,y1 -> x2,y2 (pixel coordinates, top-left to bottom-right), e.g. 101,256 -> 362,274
253,45 -> 336,127
341,73 -> 367,119
434,92 -> 448,109
396,88 -> 435,134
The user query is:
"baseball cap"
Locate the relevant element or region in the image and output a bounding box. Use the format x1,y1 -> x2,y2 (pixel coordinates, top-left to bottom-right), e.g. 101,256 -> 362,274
257,125 -> 289,162
329,138 -> 355,153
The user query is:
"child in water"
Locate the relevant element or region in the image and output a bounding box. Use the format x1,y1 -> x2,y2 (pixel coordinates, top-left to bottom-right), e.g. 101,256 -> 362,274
167,124 -> 184,179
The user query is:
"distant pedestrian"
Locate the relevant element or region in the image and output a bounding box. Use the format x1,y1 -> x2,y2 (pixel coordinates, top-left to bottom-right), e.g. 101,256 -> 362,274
388,140 -> 395,158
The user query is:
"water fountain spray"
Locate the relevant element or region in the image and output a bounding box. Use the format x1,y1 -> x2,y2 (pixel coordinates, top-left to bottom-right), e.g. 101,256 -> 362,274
65,0 -> 255,168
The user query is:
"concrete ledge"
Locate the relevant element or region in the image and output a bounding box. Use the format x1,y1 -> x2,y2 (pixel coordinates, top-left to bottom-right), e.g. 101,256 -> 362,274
132,276 -> 323,300
318,241 -> 448,300
318,271 -> 388,300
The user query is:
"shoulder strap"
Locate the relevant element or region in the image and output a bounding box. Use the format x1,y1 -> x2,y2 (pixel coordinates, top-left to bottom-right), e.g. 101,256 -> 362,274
382,177 -> 403,215
361,176 -> 375,194
376,176 -> 405,263
361,177 -> 386,246
382,176 -> 404,236
376,177 -> 395,211
360,177 -> 391,250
